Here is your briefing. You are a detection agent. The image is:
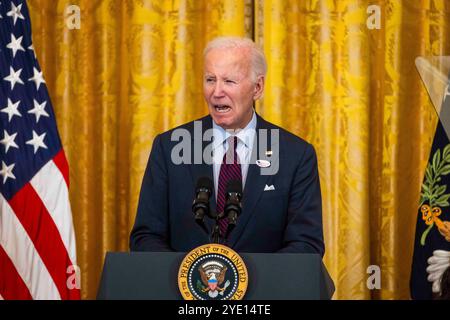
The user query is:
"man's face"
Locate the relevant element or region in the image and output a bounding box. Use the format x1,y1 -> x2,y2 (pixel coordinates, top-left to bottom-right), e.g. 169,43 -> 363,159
203,47 -> 264,130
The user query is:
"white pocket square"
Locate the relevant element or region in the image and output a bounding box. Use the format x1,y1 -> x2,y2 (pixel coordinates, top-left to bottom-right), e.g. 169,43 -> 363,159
264,184 -> 275,191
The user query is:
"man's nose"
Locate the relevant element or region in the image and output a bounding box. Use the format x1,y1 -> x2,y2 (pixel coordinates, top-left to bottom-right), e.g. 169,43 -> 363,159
213,81 -> 225,97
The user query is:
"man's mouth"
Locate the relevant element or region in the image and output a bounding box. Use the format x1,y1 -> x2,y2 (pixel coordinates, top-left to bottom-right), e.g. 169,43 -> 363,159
213,105 -> 231,113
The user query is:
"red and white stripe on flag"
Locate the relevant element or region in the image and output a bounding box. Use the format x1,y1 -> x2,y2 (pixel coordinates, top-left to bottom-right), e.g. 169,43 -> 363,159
0,151 -> 80,300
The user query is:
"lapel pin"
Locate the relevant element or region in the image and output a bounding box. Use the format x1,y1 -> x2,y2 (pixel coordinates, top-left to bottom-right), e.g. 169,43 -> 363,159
265,150 -> 273,156
256,159 -> 271,168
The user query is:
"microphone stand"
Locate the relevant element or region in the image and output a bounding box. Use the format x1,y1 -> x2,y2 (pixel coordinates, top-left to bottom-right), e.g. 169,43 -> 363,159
194,206 -> 223,244
211,212 -> 223,244
212,221 -> 221,244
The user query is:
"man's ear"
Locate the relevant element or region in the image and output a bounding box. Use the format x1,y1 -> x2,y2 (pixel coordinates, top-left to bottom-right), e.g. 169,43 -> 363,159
253,75 -> 265,100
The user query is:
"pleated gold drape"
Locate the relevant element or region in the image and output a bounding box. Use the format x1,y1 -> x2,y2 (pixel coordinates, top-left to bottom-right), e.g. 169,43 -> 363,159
26,0 -> 450,299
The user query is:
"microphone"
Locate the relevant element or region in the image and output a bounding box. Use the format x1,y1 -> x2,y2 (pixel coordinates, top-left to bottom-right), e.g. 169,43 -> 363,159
224,179 -> 243,238
192,177 -> 214,234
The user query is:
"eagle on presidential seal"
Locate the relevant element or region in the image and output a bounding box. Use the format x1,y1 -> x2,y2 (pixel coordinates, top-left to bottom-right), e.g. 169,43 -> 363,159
196,260 -> 230,298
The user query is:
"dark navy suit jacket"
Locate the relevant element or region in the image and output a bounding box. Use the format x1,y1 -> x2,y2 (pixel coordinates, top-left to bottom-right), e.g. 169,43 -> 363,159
130,114 -> 324,255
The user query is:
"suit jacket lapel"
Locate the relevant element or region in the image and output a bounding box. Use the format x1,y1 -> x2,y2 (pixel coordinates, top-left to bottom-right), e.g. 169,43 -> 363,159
187,115 -> 216,232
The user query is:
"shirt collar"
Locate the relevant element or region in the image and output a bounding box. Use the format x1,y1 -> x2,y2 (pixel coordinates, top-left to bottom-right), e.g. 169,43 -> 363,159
211,111 -> 257,151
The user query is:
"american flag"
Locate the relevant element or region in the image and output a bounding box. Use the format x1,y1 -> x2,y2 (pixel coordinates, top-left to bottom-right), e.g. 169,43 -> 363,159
0,0 -> 80,299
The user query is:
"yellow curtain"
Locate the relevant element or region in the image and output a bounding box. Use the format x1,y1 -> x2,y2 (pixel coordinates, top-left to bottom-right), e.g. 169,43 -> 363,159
26,0 -> 450,299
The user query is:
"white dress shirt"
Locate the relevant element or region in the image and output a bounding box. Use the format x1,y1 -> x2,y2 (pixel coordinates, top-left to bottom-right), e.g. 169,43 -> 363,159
211,112 -> 257,199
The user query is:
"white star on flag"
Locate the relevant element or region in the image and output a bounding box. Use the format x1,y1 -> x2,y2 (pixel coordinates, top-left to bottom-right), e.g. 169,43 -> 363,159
6,2 -> 24,25
6,34 -> 25,58
28,44 -> 36,58
26,130 -> 48,154
28,99 -> 49,123
3,66 -> 24,90
1,98 -> 22,122
28,67 -> 46,90
0,161 -> 16,184
0,130 -> 19,153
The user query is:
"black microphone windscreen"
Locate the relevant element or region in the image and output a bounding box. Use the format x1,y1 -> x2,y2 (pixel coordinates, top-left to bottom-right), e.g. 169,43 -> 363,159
196,176 -> 213,191
226,179 -> 242,194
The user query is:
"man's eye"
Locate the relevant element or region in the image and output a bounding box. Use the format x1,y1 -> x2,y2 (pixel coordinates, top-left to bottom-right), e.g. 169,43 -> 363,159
205,78 -> 215,83
225,80 -> 236,84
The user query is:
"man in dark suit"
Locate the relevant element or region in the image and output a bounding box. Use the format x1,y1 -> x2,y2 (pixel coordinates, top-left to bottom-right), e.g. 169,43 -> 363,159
130,37 -> 324,255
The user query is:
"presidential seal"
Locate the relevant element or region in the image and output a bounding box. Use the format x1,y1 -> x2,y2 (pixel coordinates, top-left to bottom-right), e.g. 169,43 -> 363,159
178,244 -> 248,300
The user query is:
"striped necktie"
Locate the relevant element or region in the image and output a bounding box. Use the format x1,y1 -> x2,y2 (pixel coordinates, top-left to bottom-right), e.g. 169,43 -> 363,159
217,136 -> 242,238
